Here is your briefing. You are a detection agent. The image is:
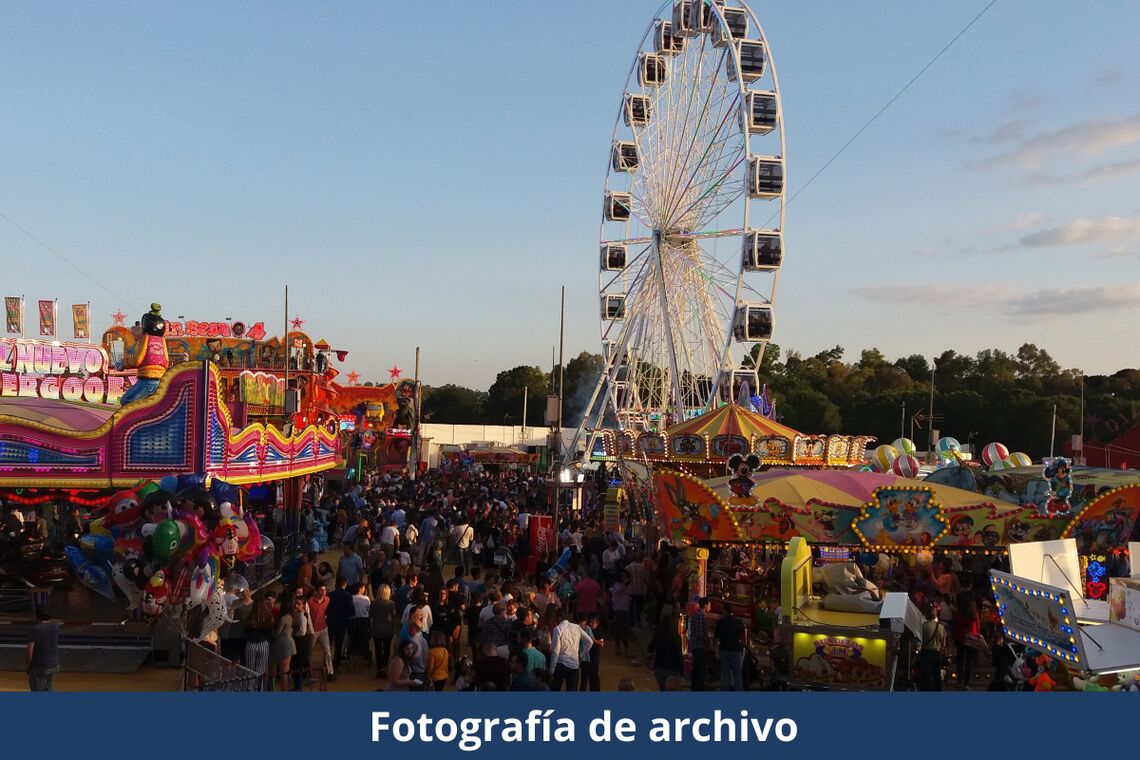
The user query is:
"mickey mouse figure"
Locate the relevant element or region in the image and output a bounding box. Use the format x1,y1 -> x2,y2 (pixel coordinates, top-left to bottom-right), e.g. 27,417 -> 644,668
1043,458 -> 1073,515
727,454 -> 761,499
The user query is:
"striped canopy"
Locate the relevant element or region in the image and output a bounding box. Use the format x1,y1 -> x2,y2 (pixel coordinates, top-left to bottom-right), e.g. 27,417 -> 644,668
666,402 -> 801,440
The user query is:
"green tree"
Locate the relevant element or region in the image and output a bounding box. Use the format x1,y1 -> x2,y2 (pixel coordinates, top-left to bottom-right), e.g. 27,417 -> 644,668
421,384 -> 487,424
486,365 -> 551,426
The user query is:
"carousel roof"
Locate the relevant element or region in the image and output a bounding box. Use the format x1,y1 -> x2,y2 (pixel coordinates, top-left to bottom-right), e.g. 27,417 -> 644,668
665,402 -> 801,440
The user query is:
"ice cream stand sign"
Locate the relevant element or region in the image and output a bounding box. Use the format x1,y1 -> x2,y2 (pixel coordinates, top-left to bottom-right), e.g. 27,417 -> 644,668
0,337 -> 131,405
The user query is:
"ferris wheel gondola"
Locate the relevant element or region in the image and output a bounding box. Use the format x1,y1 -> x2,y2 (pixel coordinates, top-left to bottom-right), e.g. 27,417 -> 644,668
573,0 -> 787,452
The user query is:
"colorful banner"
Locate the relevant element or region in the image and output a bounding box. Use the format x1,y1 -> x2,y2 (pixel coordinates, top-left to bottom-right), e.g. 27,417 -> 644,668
791,632 -> 888,689
37,299 -> 55,337
1062,484 -> 1140,554
72,303 -> 89,339
237,370 -> 285,408
4,297 -> 21,334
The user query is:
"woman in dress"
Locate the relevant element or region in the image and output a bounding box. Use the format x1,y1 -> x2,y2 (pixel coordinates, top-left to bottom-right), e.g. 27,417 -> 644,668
386,639 -> 421,691
370,584 -> 396,678
271,595 -> 296,691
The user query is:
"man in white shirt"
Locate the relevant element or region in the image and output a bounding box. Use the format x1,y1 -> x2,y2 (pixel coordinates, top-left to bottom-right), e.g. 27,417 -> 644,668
455,518 -> 475,575
549,609 -> 594,691
380,522 -> 400,557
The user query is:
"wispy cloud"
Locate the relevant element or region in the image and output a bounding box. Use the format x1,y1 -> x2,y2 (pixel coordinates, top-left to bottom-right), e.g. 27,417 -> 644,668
979,113 -> 1140,170
1009,284 -> 1140,316
1094,70 -> 1125,87
985,211 -> 1046,234
1018,214 -> 1140,247
853,282 -> 1140,318
1028,156 -> 1140,186
851,283 -> 1010,310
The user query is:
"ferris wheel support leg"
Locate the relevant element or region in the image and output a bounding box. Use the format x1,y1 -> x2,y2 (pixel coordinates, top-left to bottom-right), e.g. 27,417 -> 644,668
652,232 -> 687,419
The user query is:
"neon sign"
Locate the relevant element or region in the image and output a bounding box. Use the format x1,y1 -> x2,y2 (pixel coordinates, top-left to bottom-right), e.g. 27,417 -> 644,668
0,338 -> 132,405
165,320 -> 266,340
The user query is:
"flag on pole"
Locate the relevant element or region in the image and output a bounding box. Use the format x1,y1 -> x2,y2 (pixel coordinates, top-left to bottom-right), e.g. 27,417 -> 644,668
38,299 -> 56,337
72,303 -> 90,339
4,297 -> 21,334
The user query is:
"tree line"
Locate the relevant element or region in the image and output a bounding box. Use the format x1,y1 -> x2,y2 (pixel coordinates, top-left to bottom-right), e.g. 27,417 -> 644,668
418,344 -> 1140,459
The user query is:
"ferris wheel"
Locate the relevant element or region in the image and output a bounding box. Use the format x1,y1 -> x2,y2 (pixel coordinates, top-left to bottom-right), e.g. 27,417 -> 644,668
586,0 -> 786,442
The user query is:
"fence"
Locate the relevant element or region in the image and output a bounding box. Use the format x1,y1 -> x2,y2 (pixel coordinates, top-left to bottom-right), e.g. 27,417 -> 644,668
182,639 -> 264,691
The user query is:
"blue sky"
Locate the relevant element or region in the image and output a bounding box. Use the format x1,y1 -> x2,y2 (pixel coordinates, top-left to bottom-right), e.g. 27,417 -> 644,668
3,1 -> 1139,388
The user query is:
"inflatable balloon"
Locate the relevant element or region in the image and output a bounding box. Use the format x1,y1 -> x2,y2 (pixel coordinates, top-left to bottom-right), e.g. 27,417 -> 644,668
891,454 -> 921,478
1008,451 -> 1033,467
252,534 -> 275,566
989,457 -> 1015,472
152,514 -> 208,565
982,442 -> 1010,467
891,438 -> 917,457
140,489 -> 177,537
177,486 -> 218,523
158,475 -> 180,493
78,534 -> 115,564
546,548 -> 572,581
223,573 -> 250,598
236,512 -> 262,563
188,547 -> 219,609
111,559 -> 145,614
141,570 -> 170,621
65,546 -> 115,601
874,445 -> 900,472
184,587 -> 233,643
935,437 -> 961,460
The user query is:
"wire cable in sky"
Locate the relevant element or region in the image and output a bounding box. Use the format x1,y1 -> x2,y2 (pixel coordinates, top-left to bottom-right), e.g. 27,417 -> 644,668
765,0 -> 1000,225
0,209 -> 140,313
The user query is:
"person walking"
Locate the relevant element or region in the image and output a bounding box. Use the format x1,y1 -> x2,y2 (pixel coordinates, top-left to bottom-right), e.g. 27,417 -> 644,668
455,517 -> 475,576
386,639 -> 421,691
327,578 -> 354,675
919,603 -> 947,691
549,609 -> 593,691
715,604 -> 747,691
307,584 -> 332,691
370,583 -> 396,679
651,612 -> 685,691
25,609 -> 59,692
688,597 -> 711,691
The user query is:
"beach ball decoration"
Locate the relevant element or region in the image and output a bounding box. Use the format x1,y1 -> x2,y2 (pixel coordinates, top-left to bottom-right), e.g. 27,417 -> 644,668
873,445 -> 900,472
989,457 -> 1015,472
891,438 -> 917,457
1008,451 -> 1033,468
982,442 -> 1009,467
891,454 -> 921,478
935,437 -> 961,460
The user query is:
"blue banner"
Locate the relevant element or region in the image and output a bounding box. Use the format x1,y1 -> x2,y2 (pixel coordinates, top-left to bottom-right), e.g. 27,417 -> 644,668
0,693 -> 1124,758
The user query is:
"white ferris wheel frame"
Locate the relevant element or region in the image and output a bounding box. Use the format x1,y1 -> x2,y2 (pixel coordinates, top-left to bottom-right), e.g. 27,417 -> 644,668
579,0 -> 787,460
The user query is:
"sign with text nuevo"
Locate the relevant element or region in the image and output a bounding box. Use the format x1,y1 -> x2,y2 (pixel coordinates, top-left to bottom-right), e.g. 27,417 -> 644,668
0,337 -> 133,405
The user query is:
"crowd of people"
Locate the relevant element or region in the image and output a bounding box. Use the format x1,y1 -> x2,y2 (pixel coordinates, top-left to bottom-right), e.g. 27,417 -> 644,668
203,465 -> 755,692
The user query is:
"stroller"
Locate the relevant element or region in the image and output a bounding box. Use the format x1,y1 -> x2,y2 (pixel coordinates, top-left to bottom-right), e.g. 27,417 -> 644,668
492,545 -> 516,580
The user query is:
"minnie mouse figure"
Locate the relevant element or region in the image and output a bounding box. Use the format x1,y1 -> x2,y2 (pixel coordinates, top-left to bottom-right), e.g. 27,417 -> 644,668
727,454 -> 760,499
1043,458 -> 1073,515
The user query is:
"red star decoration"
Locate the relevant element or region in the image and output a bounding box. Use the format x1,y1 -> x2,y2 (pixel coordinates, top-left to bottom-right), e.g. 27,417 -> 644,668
388,365 -> 402,380
290,315 -> 304,331
346,370 -> 361,386
112,310 -> 126,326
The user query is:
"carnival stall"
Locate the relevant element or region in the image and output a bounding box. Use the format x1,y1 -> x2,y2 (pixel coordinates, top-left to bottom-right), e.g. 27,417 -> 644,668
990,569 -> 1140,689
595,403 -> 873,476
777,537 -> 922,690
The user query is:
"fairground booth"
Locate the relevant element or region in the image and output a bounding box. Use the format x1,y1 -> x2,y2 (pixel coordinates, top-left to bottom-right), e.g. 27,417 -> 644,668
0,309 -> 361,669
